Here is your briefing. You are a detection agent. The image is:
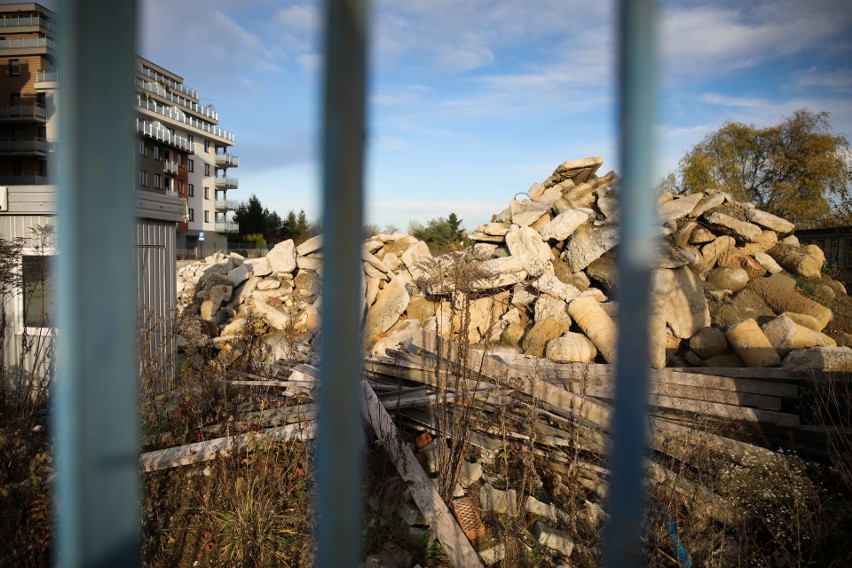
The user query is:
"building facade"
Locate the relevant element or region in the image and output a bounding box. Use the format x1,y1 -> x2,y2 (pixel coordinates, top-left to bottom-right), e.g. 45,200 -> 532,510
0,2 -> 238,374
135,57 -> 240,253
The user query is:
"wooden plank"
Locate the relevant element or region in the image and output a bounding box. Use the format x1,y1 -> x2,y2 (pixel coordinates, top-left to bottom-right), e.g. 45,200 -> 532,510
503,356 -> 800,398
140,420 -> 316,472
409,332 -> 805,467
557,377 -> 784,411
360,381 -> 484,568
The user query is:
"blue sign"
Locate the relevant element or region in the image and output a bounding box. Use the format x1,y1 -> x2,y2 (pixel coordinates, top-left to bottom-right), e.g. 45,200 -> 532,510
198,231 -> 205,241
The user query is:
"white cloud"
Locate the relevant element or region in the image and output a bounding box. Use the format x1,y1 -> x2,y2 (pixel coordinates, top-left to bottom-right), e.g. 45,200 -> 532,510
660,0 -> 852,79
793,67 -> 852,94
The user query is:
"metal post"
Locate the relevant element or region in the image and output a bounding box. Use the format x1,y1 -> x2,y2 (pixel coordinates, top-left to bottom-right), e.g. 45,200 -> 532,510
53,1 -> 139,566
605,0 -> 658,566
316,0 -> 369,566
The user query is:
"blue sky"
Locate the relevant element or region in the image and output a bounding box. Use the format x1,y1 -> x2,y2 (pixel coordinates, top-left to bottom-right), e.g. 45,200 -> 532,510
60,1 -> 852,231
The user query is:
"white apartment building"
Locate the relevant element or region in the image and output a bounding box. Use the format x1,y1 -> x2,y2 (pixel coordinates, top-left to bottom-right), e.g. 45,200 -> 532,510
135,57 -> 240,254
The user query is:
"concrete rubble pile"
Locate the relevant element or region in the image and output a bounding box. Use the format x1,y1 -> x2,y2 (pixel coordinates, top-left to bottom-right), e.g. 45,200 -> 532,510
177,156 -> 852,372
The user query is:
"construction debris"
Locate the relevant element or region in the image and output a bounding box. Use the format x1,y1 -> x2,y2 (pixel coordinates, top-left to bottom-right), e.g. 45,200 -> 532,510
178,156 -> 852,372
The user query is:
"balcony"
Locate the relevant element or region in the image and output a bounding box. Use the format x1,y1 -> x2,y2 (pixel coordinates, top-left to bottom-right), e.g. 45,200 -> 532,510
215,198 -> 239,211
215,221 -> 239,233
0,174 -> 49,185
35,69 -> 58,84
163,161 -> 178,175
136,97 -> 235,143
0,104 -> 47,122
0,14 -> 57,32
136,78 -> 218,122
136,119 -> 193,152
214,153 -> 239,168
135,62 -> 199,100
214,176 -> 238,189
0,137 -> 49,156
0,36 -> 56,51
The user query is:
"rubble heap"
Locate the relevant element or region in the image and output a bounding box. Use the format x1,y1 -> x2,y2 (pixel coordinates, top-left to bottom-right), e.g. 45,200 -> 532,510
177,156 -> 852,372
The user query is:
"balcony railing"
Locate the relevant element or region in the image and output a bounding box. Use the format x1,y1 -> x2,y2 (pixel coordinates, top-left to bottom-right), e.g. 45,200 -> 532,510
135,61 -> 199,100
137,78 -> 218,121
0,174 -> 49,185
215,198 -> 239,211
0,14 -> 57,32
136,96 -> 235,142
0,36 -> 56,50
0,137 -> 49,155
163,161 -> 178,175
0,104 -> 47,121
214,153 -> 239,168
215,221 -> 239,233
214,176 -> 238,189
136,119 -> 193,152
35,69 -> 58,83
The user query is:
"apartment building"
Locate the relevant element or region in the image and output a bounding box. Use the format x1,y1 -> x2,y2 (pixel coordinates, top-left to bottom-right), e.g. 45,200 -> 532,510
135,57 -> 240,252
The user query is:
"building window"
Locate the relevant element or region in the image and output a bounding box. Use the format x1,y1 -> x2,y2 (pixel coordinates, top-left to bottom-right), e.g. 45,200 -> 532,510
178,180 -> 184,194
187,134 -> 193,147
9,59 -> 19,77
139,140 -> 146,156
204,210 -> 209,223
154,173 -> 161,189
10,93 -> 20,105
204,163 -> 210,176
139,169 -> 148,186
188,208 -> 194,222
204,187 -> 209,200
188,183 -> 194,197
153,145 -> 160,160
204,140 -> 210,153
177,153 -> 183,167
36,92 -> 45,108
22,254 -> 55,329
188,159 -> 194,172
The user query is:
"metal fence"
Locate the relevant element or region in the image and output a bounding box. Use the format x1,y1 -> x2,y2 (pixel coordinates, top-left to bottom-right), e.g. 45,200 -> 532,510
52,0 -> 657,566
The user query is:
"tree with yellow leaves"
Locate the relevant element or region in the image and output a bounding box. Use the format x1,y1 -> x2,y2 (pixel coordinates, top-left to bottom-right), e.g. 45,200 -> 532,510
676,109 -> 851,228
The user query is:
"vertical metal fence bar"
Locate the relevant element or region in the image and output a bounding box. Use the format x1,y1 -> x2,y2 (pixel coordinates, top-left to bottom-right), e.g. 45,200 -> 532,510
605,0 -> 659,566
316,0 -> 369,566
53,1 -> 139,566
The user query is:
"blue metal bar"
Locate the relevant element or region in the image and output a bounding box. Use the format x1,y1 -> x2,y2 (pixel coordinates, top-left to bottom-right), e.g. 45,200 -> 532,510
605,0 -> 659,566
316,0 -> 369,566
53,1 -> 139,566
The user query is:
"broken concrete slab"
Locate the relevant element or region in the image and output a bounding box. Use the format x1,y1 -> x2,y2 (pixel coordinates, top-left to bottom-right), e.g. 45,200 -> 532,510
702,211 -> 762,243
479,483 -> 518,516
568,296 -> 617,363
545,332 -> 598,363
266,239 -> 297,275
653,267 -> 711,339
782,346 -> 852,372
505,225 -> 553,277
761,314 -> 836,355
538,208 -> 593,241
725,318 -> 781,367
534,522 -> 574,557
363,274 -> 411,345
745,208 -> 795,234
561,224 -> 620,272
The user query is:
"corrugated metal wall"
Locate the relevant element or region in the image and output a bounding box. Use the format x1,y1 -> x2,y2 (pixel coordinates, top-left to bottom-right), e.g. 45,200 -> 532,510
136,219 -> 177,390
0,214 -> 56,373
